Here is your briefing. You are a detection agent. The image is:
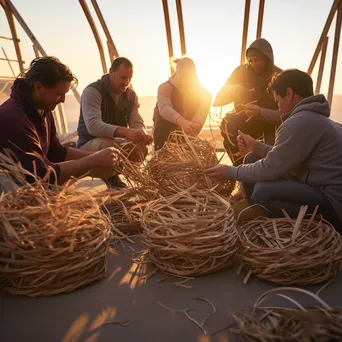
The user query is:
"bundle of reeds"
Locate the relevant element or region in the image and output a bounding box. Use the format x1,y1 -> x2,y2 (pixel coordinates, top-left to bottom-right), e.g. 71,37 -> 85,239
0,152 -> 111,297
231,287 -> 342,341
141,187 -> 238,276
238,206 -> 342,285
147,131 -> 235,197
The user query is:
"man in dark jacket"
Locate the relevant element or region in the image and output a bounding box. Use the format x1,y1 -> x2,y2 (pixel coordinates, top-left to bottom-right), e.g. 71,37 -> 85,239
77,57 -> 152,188
214,38 -> 282,165
205,69 -> 342,231
0,57 -> 118,192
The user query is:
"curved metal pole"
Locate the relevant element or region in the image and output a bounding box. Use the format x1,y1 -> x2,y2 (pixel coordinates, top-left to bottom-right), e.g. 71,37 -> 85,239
240,0 -> 251,65
176,0 -> 186,56
308,0 -> 340,75
90,0 -> 119,62
162,0 -> 175,75
79,0 -> 107,74
328,2 -> 342,105
256,0 -> 265,39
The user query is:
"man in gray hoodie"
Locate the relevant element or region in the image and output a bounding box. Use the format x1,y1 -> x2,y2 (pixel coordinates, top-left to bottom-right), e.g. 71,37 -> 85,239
214,38 -> 282,165
205,69 -> 342,231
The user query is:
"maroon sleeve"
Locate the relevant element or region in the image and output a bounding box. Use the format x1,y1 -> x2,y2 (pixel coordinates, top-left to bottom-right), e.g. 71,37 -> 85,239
226,65 -> 246,85
46,113 -> 68,163
0,118 -> 60,184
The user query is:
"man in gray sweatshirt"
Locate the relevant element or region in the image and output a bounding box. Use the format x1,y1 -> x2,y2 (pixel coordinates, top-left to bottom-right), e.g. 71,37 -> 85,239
205,69 -> 342,231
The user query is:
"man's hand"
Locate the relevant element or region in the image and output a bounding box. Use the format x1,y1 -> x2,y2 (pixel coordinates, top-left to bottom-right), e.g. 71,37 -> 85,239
204,164 -> 230,182
116,127 -> 153,145
237,130 -> 256,155
243,104 -> 261,119
91,147 -> 119,169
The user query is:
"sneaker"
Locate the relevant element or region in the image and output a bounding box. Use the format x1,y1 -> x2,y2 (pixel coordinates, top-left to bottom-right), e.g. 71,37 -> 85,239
102,175 -> 127,190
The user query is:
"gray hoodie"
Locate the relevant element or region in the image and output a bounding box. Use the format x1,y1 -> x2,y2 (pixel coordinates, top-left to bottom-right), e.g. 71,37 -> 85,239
227,94 -> 342,222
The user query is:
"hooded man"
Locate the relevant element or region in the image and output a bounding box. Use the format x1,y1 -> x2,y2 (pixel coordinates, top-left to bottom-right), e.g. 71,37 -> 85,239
205,69 -> 342,232
214,38 -> 282,165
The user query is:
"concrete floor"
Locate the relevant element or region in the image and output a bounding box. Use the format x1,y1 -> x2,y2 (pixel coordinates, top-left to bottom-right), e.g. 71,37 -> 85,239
1,237 -> 342,342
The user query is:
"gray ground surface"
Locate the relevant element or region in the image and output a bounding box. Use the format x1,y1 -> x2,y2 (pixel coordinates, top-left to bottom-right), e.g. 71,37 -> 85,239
1,237 -> 342,342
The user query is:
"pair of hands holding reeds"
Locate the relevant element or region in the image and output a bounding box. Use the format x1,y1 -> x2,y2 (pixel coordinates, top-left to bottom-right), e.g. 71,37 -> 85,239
176,116 -> 202,135
204,130 -> 256,181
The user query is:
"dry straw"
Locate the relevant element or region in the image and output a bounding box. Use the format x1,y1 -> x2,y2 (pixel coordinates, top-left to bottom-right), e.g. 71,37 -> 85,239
98,187 -> 156,237
112,131 -> 235,198
231,287 -> 342,341
238,205 -> 342,285
141,187 -> 238,276
147,131 -> 235,197
0,151 -> 111,297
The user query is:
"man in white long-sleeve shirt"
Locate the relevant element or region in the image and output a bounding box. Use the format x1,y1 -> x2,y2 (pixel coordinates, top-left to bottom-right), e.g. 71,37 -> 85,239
153,57 -> 211,150
77,57 -> 152,188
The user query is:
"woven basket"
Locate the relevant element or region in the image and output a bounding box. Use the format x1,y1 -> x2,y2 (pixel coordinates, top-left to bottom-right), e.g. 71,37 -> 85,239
141,188 -> 238,276
147,131 -> 235,197
0,184 -> 111,297
238,207 -> 342,285
231,287 -> 342,342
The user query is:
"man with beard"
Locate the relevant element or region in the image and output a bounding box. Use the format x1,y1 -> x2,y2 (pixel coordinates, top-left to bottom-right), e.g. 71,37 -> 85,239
77,57 -> 152,188
214,38 -> 282,166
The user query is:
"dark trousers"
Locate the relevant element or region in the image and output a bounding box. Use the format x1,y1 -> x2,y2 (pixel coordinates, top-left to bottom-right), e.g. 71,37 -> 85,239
243,153 -> 341,232
220,113 -> 276,166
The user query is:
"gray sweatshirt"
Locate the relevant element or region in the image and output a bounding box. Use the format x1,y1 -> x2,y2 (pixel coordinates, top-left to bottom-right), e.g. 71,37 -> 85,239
227,94 -> 342,222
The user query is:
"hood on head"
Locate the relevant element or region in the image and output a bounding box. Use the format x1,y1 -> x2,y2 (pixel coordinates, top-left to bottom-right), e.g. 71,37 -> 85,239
246,38 -> 274,65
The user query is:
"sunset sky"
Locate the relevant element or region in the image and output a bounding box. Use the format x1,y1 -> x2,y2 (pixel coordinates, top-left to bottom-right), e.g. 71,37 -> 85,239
0,0 -> 341,100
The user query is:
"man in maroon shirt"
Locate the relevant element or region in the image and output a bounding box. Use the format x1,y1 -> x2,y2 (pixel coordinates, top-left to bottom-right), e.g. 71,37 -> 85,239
0,56 -> 118,190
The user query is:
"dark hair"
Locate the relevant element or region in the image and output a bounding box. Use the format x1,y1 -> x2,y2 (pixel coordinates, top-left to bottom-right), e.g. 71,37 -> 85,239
269,69 -> 313,98
22,56 -> 78,89
111,57 -> 133,71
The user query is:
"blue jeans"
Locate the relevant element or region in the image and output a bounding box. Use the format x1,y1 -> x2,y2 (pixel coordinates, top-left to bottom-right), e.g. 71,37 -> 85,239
242,153 -> 341,231
0,172 -> 18,194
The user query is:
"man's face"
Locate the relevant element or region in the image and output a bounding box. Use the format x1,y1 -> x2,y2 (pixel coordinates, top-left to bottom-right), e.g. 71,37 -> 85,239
273,89 -> 295,114
109,64 -> 133,94
33,81 -> 70,111
247,55 -> 267,74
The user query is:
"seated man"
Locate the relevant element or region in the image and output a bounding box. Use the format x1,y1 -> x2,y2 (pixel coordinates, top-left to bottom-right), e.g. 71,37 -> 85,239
214,38 -> 282,165
153,57 -> 211,150
205,69 -> 342,231
77,57 -> 152,188
0,57 -> 118,191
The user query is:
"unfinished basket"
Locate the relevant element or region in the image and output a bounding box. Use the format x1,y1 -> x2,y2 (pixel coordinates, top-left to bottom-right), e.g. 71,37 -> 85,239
141,188 -> 238,276
100,188 -> 149,236
147,131 -> 235,197
0,183 -> 111,297
231,287 -> 342,342
238,206 -> 342,285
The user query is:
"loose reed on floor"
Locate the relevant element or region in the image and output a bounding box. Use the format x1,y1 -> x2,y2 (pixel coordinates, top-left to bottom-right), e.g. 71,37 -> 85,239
231,287 -> 342,342
0,152 -> 111,297
238,206 -> 342,285
141,187 -> 238,276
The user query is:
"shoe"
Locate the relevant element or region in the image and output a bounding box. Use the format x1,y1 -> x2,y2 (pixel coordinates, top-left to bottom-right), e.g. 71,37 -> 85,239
237,205 -> 265,224
102,175 -> 127,190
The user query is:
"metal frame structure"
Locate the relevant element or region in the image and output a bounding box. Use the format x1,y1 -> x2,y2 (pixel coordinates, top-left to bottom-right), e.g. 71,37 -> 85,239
0,0 -> 82,136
